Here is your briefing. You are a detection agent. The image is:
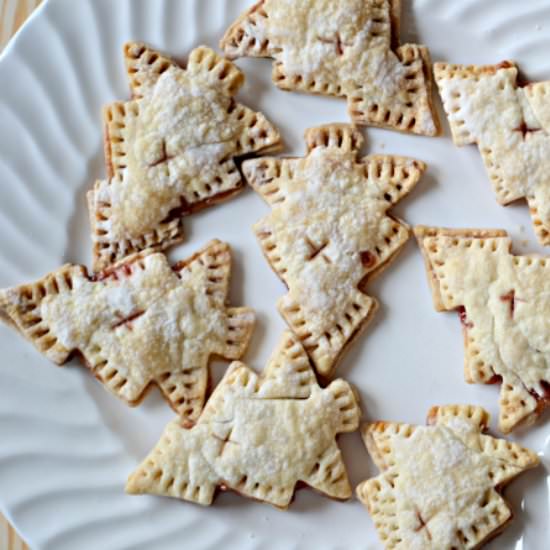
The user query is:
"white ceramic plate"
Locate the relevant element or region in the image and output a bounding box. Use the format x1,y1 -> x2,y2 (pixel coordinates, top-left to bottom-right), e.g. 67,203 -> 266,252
0,0 -> 549,548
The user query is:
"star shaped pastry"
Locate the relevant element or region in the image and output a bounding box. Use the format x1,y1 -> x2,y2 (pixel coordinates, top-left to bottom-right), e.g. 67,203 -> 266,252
435,61 -> 550,244
416,226 -> 550,433
221,0 -> 439,136
88,42 -> 282,270
242,124 -> 426,376
0,241 -> 254,420
126,331 -> 361,508
357,404 -> 539,550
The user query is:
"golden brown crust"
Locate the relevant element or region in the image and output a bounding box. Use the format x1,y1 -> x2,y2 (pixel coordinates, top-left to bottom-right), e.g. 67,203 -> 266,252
389,0 -> 401,50
103,105 -> 115,180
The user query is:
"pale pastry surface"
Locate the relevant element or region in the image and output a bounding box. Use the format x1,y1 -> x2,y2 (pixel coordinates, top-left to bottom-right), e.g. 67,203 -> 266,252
435,62 -> 550,245
127,331 -> 361,507
357,405 -> 539,549
221,0 -> 439,136
89,43 -> 281,270
96,67 -> 242,241
416,226 -> 550,433
0,241 -> 254,420
244,124 -> 425,375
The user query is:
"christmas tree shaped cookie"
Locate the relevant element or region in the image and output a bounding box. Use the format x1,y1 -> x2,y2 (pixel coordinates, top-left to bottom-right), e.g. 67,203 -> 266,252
243,124 -> 425,376
126,331 -> 361,507
89,42 -> 281,270
0,241 -> 254,420
416,226 -> 550,432
435,61 -> 550,244
357,405 -> 539,549
221,0 -> 439,135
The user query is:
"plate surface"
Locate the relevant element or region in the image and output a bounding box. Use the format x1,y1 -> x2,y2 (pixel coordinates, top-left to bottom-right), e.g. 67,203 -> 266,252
0,0 -> 549,548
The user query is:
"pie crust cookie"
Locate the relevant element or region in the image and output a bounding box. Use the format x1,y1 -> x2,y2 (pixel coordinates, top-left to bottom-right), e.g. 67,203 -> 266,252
221,0 -> 439,136
88,42 -> 282,271
0,241 -> 254,420
126,331 -> 361,508
415,226 -> 550,433
243,124 -> 426,376
434,61 -> 550,245
357,404 -> 539,550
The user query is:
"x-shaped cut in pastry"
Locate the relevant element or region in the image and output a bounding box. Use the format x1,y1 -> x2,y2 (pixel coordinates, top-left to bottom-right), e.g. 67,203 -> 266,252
243,124 -> 425,376
221,0 -> 439,136
0,241 -> 254,420
88,42 -> 281,270
126,331 -> 360,508
435,61 -> 550,245
416,226 -> 550,433
357,405 -> 539,550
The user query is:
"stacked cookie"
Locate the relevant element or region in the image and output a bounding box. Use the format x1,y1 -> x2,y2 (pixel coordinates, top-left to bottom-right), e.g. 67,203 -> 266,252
1,1 -> 549,549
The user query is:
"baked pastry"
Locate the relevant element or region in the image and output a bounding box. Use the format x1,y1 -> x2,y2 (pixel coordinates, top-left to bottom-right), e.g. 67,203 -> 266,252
0,241 -> 254,420
126,331 -> 361,507
88,42 -> 282,270
357,404 -> 539,549
221,0 -> 439,136
243,124 -> 425,376
434,61 -> 550,245
415,226 -> 550,433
